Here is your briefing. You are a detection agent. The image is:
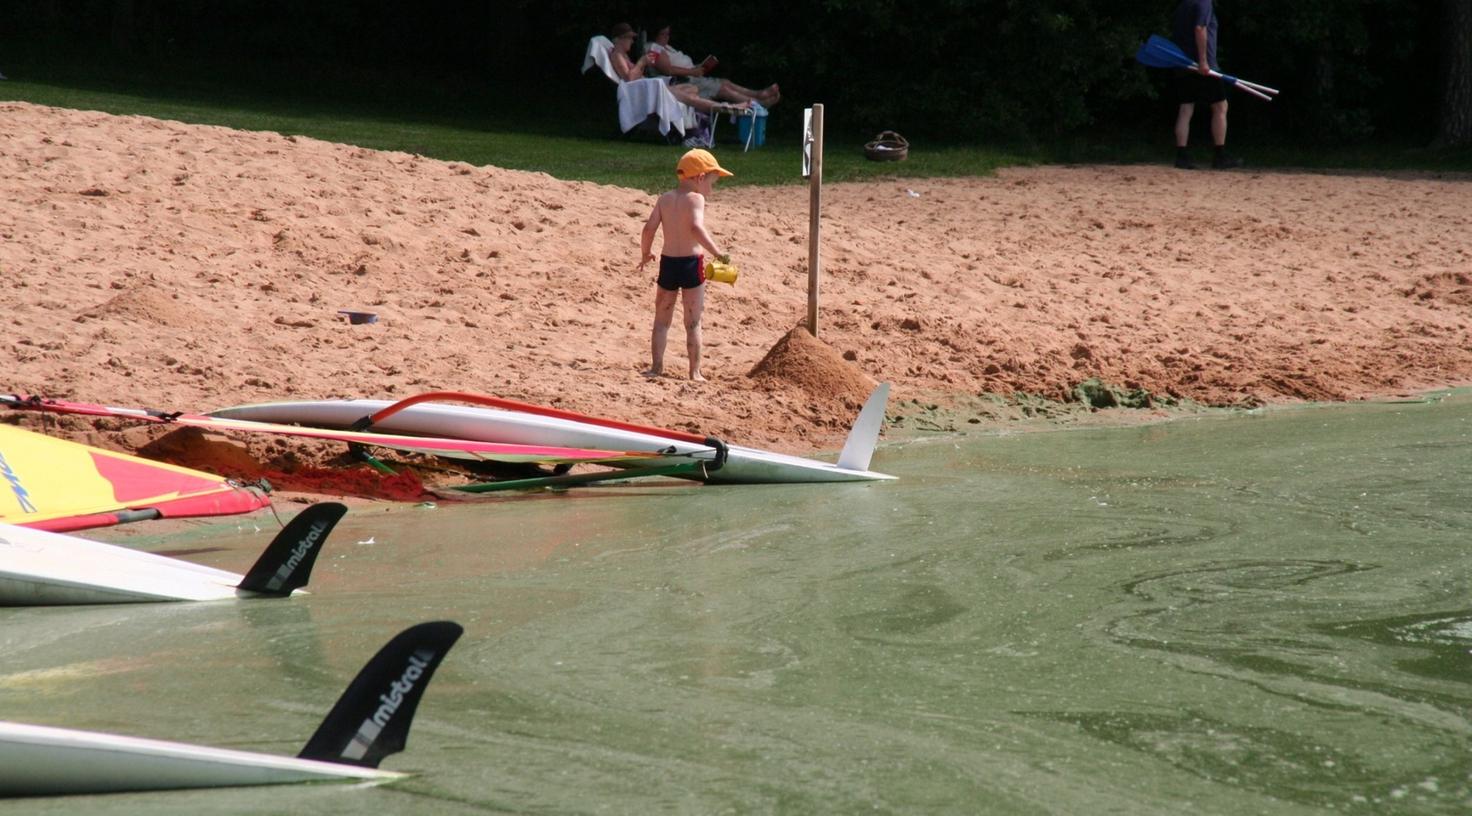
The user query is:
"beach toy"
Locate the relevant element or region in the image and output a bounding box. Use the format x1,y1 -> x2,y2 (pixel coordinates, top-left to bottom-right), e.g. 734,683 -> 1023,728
705,259 -> 738,285
337,309 -> 378,325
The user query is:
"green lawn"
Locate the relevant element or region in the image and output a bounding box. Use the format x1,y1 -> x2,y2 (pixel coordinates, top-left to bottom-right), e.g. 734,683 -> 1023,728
3,74 -> 1038,191
2,64 -> 1466,191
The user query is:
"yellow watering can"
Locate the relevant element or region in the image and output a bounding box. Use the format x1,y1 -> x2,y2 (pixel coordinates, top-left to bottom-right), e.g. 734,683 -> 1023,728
705,258 -> 738,285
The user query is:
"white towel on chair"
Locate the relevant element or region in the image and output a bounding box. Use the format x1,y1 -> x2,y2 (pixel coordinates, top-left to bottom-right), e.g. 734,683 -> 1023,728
618,79 -> 690,135
582,36 -> 620,83
582,36 -> 691,136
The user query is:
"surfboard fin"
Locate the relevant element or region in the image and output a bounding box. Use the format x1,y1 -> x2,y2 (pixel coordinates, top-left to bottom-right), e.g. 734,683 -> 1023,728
236,502 -> 347,596
297,621 -> 463,768
836,383 -> 890,472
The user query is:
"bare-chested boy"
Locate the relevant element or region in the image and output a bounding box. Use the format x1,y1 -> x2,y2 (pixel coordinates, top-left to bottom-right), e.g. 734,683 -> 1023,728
638,148 -> 732,381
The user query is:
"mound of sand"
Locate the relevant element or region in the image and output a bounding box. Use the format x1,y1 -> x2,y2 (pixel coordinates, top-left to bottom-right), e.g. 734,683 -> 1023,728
748,326 -> 879,412
77,281 -> 198,328
133,425 -> 432,501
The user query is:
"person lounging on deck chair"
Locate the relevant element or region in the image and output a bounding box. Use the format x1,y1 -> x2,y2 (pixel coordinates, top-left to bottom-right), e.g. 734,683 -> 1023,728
584,25 -> 752,147
583,33 -> 695,140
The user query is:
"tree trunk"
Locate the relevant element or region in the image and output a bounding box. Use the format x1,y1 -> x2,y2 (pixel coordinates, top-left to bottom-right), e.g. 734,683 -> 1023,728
1435,0 -> 1472,147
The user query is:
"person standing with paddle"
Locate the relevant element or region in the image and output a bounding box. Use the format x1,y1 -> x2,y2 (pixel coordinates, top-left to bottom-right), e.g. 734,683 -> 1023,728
1170,0 -> 1243,170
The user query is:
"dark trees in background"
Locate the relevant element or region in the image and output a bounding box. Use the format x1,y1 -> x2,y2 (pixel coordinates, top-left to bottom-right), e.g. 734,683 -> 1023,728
1436,0 -> 1472,146
1,0 -> 1466,149
110,0 -> 136,56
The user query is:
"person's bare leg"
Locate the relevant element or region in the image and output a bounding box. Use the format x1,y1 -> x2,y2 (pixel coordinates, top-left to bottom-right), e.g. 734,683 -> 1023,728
715,80 -> 780,107
681,285 -> 706,381
672,84 -> 747,114
645,287 -> 678,377
1210,99 -> 1228,146
1207,99 -> 1241,168
1174,103 -> 1194,146
716,80 -> 762,100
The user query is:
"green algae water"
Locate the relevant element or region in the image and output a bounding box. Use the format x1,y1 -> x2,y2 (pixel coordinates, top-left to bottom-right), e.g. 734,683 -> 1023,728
3,394 -> 1471,814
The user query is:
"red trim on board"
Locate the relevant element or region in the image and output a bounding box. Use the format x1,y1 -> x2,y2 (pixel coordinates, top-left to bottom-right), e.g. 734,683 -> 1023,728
2,394 -> 157,421
363,391 -> 710,445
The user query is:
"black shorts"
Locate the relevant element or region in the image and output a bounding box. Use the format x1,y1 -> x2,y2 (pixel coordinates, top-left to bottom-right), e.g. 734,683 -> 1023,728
1170,70 -> 1228,105
657,255 -> 705,291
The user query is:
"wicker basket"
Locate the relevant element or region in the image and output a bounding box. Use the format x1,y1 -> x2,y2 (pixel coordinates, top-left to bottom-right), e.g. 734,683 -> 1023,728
863,130 -> 909,162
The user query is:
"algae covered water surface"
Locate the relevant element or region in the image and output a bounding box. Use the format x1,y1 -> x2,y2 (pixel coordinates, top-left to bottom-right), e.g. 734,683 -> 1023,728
2,394 -> 1470,814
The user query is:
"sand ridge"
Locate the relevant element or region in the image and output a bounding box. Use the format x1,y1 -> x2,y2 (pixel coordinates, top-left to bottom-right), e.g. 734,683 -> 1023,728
3,101 -> 1471,468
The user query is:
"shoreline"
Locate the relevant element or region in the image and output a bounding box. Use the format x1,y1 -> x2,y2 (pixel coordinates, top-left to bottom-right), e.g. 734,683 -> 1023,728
43,382 -> 1470,550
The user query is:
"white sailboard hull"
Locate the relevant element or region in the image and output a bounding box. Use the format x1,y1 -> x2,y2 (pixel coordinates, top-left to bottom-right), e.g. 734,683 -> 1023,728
0,721 -> 399,796
0,523 -> 252,604
0,501 -> 342,605
212,386 -> 894,484
0,620 -> 458,798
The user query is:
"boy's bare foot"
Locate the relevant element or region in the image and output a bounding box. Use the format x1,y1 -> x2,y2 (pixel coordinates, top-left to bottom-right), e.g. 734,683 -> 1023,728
761,84 -> 780,105
641,368 -> 662,378
689,372 -> 707,382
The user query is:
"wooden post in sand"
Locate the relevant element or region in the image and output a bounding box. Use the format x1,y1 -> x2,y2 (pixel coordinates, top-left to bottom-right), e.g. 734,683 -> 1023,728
803,104 -> 824,337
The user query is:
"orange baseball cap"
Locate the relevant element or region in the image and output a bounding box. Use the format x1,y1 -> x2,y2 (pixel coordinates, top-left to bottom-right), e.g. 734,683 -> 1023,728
676,148 -> 734,179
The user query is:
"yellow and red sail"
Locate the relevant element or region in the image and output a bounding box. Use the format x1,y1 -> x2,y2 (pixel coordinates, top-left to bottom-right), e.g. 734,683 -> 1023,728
0,424 -> 269,532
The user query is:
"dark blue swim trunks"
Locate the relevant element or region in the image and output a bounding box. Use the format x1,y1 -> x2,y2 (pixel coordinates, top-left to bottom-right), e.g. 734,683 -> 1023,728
657,254 -> 705,291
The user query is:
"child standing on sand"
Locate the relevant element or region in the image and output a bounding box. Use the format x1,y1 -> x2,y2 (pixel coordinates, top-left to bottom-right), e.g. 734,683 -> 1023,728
638,148 -> 733,381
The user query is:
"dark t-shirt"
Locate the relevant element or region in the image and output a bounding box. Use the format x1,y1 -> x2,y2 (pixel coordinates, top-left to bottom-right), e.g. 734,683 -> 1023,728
1171,0 -> 1218,70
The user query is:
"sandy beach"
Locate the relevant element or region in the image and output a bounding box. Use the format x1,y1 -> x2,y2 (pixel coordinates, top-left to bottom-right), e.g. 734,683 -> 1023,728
3,101 -> 1470,489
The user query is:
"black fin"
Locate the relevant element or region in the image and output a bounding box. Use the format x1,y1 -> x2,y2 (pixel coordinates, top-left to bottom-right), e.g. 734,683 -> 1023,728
236,502 -> 346,596
297,621 -> 463,768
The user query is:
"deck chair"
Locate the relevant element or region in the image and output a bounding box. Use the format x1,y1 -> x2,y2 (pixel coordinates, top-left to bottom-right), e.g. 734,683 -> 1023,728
582,35 -> 696,139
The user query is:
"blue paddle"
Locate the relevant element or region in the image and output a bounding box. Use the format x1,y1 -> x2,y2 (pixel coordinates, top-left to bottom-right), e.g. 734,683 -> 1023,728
1135,34 -> 1277,101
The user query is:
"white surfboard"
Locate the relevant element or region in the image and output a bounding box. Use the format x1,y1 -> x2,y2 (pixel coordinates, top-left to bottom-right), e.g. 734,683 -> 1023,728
212,385 -> 895,484
0,621 -> 462,796
0,503 -> 344,605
